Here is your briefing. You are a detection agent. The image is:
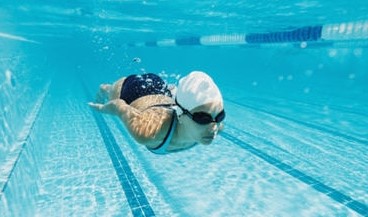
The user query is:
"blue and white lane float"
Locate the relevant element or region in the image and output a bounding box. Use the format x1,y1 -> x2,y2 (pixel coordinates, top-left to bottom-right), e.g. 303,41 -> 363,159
129,20 -> 368,47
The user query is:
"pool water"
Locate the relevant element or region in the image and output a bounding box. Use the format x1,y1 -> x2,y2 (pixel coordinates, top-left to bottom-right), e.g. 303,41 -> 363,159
1,1 -> 368,216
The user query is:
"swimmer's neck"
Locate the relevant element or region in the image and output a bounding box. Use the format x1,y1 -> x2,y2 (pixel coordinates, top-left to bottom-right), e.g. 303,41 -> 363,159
171,121 -> 196,146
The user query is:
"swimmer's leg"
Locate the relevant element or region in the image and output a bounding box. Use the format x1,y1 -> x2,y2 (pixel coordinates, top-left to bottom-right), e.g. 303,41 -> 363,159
96,84 -> 112,103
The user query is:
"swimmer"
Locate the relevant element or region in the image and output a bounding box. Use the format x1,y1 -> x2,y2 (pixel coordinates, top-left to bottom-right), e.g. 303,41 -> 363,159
88,71 -> 225,154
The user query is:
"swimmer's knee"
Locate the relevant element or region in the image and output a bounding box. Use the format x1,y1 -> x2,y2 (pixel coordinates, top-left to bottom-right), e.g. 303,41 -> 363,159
100,84 -> 114,97
100,84 -> 111,91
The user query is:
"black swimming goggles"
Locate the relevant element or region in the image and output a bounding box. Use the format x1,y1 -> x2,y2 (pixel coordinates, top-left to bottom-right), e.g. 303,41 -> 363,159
175,99 -> 225,125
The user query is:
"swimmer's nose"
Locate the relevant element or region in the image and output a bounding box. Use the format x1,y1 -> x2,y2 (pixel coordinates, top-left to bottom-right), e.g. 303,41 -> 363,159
208,122 -> 219,134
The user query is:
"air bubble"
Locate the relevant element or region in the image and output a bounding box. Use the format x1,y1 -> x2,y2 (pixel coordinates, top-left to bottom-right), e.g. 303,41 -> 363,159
353,48 -> 362,57
305,70 -> 313,77
132,57 -> 141,63
328,49 -> 337,57
300,41 -> 307,48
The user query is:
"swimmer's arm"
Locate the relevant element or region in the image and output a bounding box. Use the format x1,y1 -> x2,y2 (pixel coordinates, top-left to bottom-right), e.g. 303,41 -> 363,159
125,108 -> 172,148
88,99 -> 132,116
89,100 -> 169,148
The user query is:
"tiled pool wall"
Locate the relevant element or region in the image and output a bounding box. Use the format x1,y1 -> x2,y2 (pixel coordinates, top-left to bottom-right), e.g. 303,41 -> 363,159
0,41 -> 49,216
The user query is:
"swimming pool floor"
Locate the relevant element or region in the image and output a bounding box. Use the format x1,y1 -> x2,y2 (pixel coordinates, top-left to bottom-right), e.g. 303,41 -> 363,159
1,72 -> 367,217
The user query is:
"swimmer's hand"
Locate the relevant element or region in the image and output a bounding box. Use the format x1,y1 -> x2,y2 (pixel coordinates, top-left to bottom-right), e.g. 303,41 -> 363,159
88,99 -> 129,116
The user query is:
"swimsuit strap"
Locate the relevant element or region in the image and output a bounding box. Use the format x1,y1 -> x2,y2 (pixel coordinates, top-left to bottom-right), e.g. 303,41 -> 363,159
149,103 -> 176,108
148,109 -> 177,155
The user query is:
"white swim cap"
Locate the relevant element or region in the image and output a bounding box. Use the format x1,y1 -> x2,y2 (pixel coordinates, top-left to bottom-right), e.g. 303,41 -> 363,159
176,71 -> 223,113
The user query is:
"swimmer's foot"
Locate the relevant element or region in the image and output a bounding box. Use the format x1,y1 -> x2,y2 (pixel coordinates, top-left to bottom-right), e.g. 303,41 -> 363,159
96,84 -> 111,103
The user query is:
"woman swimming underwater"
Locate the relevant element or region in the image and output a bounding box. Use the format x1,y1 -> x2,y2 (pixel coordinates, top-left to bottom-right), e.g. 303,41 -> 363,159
89,71 -> 225,154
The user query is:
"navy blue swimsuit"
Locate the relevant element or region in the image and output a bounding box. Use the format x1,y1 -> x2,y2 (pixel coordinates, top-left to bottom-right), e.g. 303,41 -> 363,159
120,73 -> 172,104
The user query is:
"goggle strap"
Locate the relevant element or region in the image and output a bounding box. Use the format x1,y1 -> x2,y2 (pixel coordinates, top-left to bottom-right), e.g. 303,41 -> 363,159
173,105 -> 184,116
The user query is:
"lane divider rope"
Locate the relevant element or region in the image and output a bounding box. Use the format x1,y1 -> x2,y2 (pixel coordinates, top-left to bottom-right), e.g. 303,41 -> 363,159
128,20 -> 368,47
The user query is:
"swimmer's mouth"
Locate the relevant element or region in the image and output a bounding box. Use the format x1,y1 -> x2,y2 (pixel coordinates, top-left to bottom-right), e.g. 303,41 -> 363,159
202,135 -> 215,140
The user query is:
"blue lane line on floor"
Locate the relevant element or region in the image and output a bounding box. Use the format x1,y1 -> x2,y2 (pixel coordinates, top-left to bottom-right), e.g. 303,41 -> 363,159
92,112 -> 155,217
81,81 -> 155,217
221,131 -> 368,216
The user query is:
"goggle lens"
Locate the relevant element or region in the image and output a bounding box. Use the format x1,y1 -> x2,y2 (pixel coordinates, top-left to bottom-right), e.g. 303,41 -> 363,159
192,110 -> 225,125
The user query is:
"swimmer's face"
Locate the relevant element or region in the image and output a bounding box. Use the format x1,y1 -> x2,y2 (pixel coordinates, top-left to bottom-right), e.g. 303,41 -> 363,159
185,101 -> 225,145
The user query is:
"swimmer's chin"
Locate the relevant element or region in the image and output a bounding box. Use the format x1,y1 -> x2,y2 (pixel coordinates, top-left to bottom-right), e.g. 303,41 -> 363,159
200,137 -> 215,145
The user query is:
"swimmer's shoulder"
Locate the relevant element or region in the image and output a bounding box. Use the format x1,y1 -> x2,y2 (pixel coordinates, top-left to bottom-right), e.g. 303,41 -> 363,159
130,95 -> 174,111
135,105 -> 175,149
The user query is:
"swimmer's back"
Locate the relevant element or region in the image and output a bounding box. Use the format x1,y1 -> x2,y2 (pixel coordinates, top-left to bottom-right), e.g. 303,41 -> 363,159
107,74 -> 176,148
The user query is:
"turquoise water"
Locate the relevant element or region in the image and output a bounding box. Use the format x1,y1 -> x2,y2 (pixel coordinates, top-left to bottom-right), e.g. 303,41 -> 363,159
1,1 -> 368,216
